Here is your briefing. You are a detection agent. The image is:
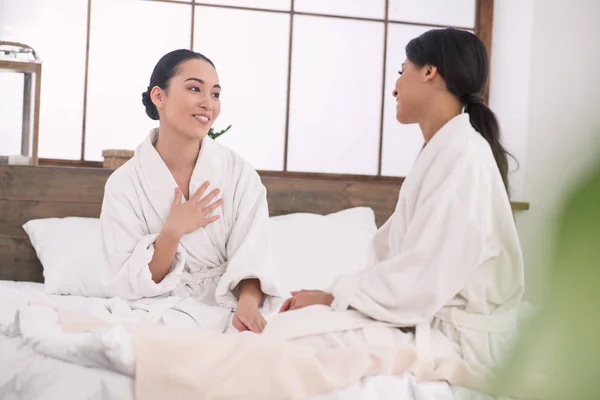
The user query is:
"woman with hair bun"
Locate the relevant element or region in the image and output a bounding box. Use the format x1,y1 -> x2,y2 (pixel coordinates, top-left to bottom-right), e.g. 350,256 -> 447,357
100,49 -> 282,334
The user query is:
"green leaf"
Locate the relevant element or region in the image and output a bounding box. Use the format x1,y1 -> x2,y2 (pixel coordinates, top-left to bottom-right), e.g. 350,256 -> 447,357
207,124 -> 232,140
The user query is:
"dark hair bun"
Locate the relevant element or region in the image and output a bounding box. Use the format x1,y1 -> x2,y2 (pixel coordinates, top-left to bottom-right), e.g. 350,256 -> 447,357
142,90 -> 159,120
143,50 -> 215,122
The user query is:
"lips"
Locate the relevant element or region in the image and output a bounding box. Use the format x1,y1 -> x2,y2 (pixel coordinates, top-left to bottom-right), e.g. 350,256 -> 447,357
193,113 -> 211,124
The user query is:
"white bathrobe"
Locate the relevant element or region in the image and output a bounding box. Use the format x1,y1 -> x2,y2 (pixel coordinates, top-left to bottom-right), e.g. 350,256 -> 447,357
266,113 -> 524,368
100,129 -> 283,332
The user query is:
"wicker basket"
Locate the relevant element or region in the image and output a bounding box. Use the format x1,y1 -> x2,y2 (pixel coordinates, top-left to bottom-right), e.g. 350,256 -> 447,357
102,149 -> 134,169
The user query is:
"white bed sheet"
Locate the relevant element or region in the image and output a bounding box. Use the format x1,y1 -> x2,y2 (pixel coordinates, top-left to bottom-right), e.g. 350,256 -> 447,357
0,282 -> 132,400
0,281 -> 504,400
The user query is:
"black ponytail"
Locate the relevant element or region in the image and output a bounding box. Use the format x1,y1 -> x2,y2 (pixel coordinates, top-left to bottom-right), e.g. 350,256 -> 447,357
465,101 -> 510,191
406,28 -> 513,194
142,49 -> 216,121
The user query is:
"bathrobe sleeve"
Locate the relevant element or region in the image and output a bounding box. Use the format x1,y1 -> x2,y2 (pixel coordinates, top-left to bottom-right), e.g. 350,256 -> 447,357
329,156 -> 491,325
100,175 -> 186,300
214,164 -> 283,312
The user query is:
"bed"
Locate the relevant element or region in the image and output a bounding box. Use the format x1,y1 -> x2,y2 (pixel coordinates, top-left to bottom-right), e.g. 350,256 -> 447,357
0,165 -> 520,400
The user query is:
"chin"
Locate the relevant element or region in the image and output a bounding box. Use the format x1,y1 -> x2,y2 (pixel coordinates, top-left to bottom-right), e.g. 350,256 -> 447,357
191,127 -> 210,140
176,128 -> 206,141
198,128 -> 210,138
396,112 -> 411,125
396,107 -> 418,125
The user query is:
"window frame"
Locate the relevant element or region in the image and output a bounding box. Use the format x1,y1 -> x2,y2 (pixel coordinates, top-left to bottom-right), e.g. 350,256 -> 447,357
38,0 -> 495,173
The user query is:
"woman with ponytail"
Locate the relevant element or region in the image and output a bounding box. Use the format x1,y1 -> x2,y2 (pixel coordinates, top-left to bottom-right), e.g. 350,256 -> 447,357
279,29 -> 524,372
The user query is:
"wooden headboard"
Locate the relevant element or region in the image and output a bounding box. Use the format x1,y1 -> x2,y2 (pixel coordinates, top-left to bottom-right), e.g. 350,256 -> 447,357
0,165 -> 404,282
0,165 -> 528,283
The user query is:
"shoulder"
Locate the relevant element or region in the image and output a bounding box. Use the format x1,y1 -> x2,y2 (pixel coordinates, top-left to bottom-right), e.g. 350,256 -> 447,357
209,138 -> 261,180
431,117 -> 497,176
445,127 -> 506,207
417,121 -> 497,199
208,140 -> 267,204
461,126 -> 501,175
103,156 -> 140,202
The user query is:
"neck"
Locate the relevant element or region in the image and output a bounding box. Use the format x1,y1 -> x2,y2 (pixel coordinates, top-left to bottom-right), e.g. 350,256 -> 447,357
418,93 -> 463,143
154,124 -> 201,172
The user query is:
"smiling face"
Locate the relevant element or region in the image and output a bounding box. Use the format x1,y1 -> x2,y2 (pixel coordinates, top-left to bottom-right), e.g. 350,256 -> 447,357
393,59 -> 433,125
151,59 -> 221,140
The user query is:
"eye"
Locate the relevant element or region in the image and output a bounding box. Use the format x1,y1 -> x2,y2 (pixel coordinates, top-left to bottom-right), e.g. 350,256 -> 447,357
212,92 -> 221,99
398,70 -> 404,76
189,86 -> 200,92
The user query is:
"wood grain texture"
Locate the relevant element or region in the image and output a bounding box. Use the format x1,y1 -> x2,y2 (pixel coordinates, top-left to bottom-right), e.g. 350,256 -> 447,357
0,200 -> 102,238
263,177 -> 400,227
0,238 -> 43,282
0,165 -> 110,203
39,158 -> 104,168
0,165 -> 109,281
475,0 -> 494,104
0,165 -> 528,283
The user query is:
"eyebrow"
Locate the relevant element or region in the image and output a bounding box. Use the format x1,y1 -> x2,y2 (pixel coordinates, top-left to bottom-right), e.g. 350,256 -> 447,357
184,77 -> 221,89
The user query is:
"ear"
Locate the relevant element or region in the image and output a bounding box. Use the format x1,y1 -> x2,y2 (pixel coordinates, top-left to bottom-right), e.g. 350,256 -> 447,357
422,65 -> 439,83
150,86 -> 165,111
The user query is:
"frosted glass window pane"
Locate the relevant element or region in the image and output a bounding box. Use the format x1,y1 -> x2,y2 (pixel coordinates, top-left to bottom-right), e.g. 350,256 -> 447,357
194,0 -> 290,11
194,7 -> 289,170
288,16 -> 384,175
389,0 -> 476,28
85,0 -> 191,161
295,0 -> 385,19
0,72 -> 24,156
1,0 -> 88,160
381,24 -> 432,177
489,0 -> 536,200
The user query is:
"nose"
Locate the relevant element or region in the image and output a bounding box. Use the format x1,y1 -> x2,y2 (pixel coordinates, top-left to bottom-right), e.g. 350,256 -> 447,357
198,95 -> 211,111
392,89 -> 398,97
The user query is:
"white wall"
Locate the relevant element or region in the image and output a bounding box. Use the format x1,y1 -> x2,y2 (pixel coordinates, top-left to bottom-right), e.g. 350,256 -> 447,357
84,0 -> 191,161
509,0 -> 600,302
0,0 -> 88,160
489,0 -> 536,201
0,0 -> 477,170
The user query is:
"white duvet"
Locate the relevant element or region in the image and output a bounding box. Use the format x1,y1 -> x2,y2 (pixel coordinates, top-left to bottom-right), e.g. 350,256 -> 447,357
0,281 -> 516,400
0,282 -> 132,400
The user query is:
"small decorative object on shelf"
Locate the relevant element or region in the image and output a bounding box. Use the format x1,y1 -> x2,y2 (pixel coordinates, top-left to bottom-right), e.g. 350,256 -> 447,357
0,41 -> 37,61
0,41 -> 42,165
102,149 -> 134,169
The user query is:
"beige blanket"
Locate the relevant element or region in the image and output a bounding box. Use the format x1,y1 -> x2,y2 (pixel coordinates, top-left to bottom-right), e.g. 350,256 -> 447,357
51,305 -> 547,400
131,306 -> 481,400
131,323 -> 549,400
133,323 -> 429,400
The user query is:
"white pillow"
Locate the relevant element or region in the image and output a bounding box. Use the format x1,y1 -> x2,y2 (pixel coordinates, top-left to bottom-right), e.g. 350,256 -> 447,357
22,207 -> 378,298
270,207 -> 377,294
23,217 -> 110,297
